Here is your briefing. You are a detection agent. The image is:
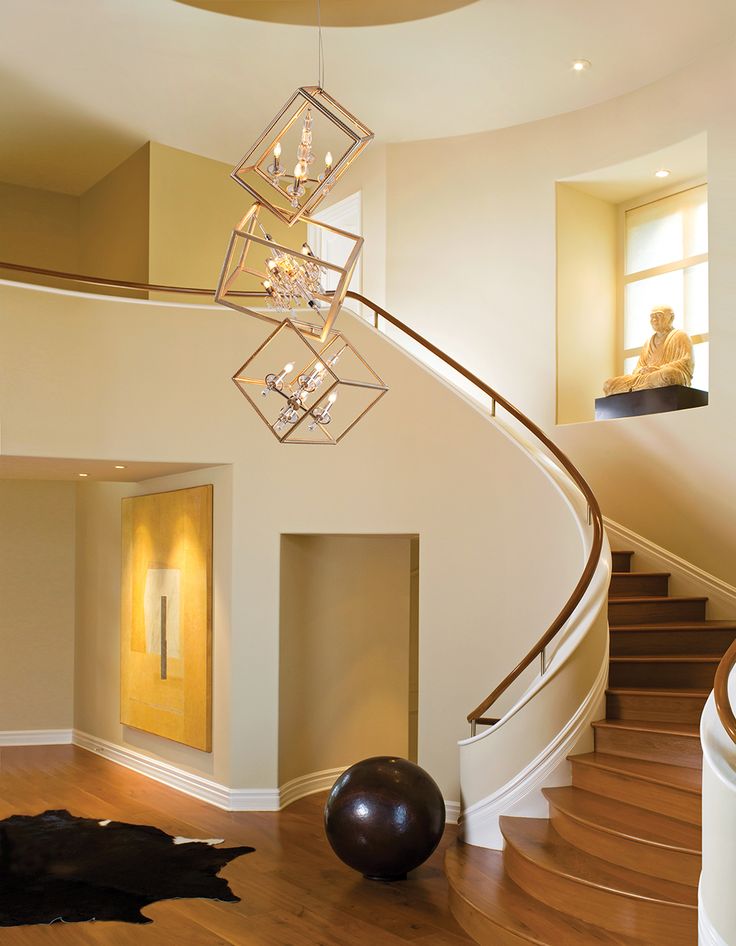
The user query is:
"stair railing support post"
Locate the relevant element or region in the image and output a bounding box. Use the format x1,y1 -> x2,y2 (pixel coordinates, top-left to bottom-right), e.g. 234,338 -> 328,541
470,720 -> 477,737
540,647 -> 547,676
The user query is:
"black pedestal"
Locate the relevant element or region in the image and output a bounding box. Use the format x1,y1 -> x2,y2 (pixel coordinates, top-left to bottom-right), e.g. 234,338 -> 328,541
595,385 -> 709,420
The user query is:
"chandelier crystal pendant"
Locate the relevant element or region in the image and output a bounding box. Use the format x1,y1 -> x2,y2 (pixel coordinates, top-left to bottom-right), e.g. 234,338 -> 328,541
232,319 -> 388,444
230,87 -> 374,227
215,203 -> 364,341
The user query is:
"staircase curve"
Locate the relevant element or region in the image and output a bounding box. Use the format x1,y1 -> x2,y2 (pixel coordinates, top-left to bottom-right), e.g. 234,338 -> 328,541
0,261 -> 613,942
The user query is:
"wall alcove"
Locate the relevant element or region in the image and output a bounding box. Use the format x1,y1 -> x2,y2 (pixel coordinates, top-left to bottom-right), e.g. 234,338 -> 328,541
278,534 -> 419,794
556,133 -> 709,426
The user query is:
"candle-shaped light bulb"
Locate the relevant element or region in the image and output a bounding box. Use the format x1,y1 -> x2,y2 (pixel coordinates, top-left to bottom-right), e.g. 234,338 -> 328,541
262,279 -> 271,291
327,391 -> 338,404
283,363 -> 294,374
294,162 -> 305,181
274,142 -> 281,160
267,258 -> 277,271
325,151 -> 333,170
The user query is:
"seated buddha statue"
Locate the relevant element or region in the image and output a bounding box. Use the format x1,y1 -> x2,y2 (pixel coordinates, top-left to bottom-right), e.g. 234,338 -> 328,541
603,305 -> 694,396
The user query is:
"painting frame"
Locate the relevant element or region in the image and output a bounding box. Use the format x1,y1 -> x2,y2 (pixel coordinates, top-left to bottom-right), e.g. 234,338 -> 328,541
120,484 -> 213,752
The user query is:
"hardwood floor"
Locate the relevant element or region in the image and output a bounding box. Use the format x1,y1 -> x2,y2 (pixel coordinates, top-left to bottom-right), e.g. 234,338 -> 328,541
0,745 -> 472,946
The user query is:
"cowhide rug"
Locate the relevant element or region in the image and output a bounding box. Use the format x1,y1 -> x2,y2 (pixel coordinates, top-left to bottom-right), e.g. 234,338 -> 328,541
0,809 -> 254,926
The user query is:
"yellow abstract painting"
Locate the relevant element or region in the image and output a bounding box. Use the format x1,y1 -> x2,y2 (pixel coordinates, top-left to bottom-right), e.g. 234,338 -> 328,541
121,485 -> 213,751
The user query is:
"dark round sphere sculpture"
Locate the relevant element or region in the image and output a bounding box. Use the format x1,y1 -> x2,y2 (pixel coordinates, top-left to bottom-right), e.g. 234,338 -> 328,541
324,756 -> 445,881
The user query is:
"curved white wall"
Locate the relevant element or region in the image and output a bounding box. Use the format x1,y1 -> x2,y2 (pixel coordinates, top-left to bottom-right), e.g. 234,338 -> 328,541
0,281 -> 587,802
700,672 -> 736,946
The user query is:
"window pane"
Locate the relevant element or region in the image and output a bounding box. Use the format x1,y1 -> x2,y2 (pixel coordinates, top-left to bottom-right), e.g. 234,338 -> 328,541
626,204 -> 683,274
691,341 -> 709,392
623,354 -> 638,375
688,198 -> 708,257
624,270 -> 684,350
684,261 -> 709,336
626,184 -> 707,274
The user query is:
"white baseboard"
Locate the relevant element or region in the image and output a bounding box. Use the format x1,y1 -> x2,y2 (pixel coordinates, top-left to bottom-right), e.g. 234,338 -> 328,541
699,880 -> 730,946
73,730 -> 279,811
444,800 -> 461,824
605,518 -> 736,620
73,732 -> 456,821
279,766 -> 346,809
0,729 -> 73,746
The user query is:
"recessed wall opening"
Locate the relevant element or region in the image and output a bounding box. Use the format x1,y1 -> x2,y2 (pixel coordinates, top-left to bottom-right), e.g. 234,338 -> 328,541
556,133 -> 709,425
278,534 -> 419,794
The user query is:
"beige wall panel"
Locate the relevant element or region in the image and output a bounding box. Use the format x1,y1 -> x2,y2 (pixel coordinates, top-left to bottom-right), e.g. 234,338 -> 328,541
0,181 -> 79,289
78,143 -> 150,286
556,184 -> 617,424
385,44 -> 736,582
147,142 -> 307,295
279,534 -> 412,785
0,480 -> 75,731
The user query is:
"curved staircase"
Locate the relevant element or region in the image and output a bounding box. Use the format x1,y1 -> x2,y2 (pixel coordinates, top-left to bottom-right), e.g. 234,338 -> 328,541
447,549 -> 736,945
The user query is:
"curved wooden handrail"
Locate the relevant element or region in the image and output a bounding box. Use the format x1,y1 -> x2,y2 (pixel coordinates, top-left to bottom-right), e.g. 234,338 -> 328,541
0,262 -> 604,730
714,639 -> 736,744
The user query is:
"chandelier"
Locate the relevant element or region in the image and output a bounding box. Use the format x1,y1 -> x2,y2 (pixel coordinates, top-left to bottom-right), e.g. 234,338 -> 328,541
232,319 -> 388,445
230,86 -> 373,227
215,0 -> 385,444
215,203 -> 364,341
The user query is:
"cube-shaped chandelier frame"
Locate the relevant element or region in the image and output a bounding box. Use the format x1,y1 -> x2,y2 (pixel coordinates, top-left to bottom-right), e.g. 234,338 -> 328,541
231,86 -> 374,227
232,318 -> 388,445
215,203 -> 363,342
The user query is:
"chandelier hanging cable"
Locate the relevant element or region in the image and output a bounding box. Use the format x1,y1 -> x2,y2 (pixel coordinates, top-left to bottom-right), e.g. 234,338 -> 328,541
317,0 -> 325,89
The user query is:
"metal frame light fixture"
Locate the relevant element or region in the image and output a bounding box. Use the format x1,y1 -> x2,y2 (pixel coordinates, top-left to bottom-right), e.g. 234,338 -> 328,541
230,86 -> 374,227
216,203 -> 363,342
232,318 -> 388,444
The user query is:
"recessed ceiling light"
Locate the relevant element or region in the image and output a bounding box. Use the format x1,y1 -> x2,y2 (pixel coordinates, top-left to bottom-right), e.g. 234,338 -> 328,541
655,168 -> 671,178
78,473 -> 89,478
114,465 -> 126,470
572,59 -> 591,72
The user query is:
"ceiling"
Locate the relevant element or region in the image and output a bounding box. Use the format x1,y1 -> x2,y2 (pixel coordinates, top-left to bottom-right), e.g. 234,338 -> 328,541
1,0 -> 735,194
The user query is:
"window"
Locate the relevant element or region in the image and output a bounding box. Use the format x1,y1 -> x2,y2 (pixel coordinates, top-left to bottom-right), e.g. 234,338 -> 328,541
622,184 -> 709,391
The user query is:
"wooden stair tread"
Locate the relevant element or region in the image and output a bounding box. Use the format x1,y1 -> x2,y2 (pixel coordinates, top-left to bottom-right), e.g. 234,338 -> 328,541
445,844 -> 644,945
610,596 -> 707,604
607,687 -> 710,698
543,786 -> 701,854
610,620 -> 736,630
612,549 -> 635,555
611,571 -> 671,577
500,817 -> 697,907
610,654 -> 720,663
571,752 -> 701,793
592,719 -> 699,738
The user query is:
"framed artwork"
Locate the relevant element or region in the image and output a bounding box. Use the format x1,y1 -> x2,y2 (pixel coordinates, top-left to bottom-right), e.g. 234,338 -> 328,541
120,485 -> 213,751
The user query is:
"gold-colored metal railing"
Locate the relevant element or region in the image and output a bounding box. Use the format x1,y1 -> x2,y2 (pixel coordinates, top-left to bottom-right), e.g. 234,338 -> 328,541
1,263 -> 605,735
714,640 -> 736,745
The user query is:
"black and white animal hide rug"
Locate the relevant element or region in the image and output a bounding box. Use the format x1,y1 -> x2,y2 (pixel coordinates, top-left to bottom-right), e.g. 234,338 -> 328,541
0,809 -> 254,926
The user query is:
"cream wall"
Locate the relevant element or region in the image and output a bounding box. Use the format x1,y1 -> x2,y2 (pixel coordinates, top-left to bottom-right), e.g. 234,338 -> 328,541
0,282 -> 584,800
78,144 -> 150,286
384,43 -> 736,582
556,184 -> 617,424
148,141 -> 306,295
0,181 -> 79,290
0,480 -> 76,731
279,534 -> 412,784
